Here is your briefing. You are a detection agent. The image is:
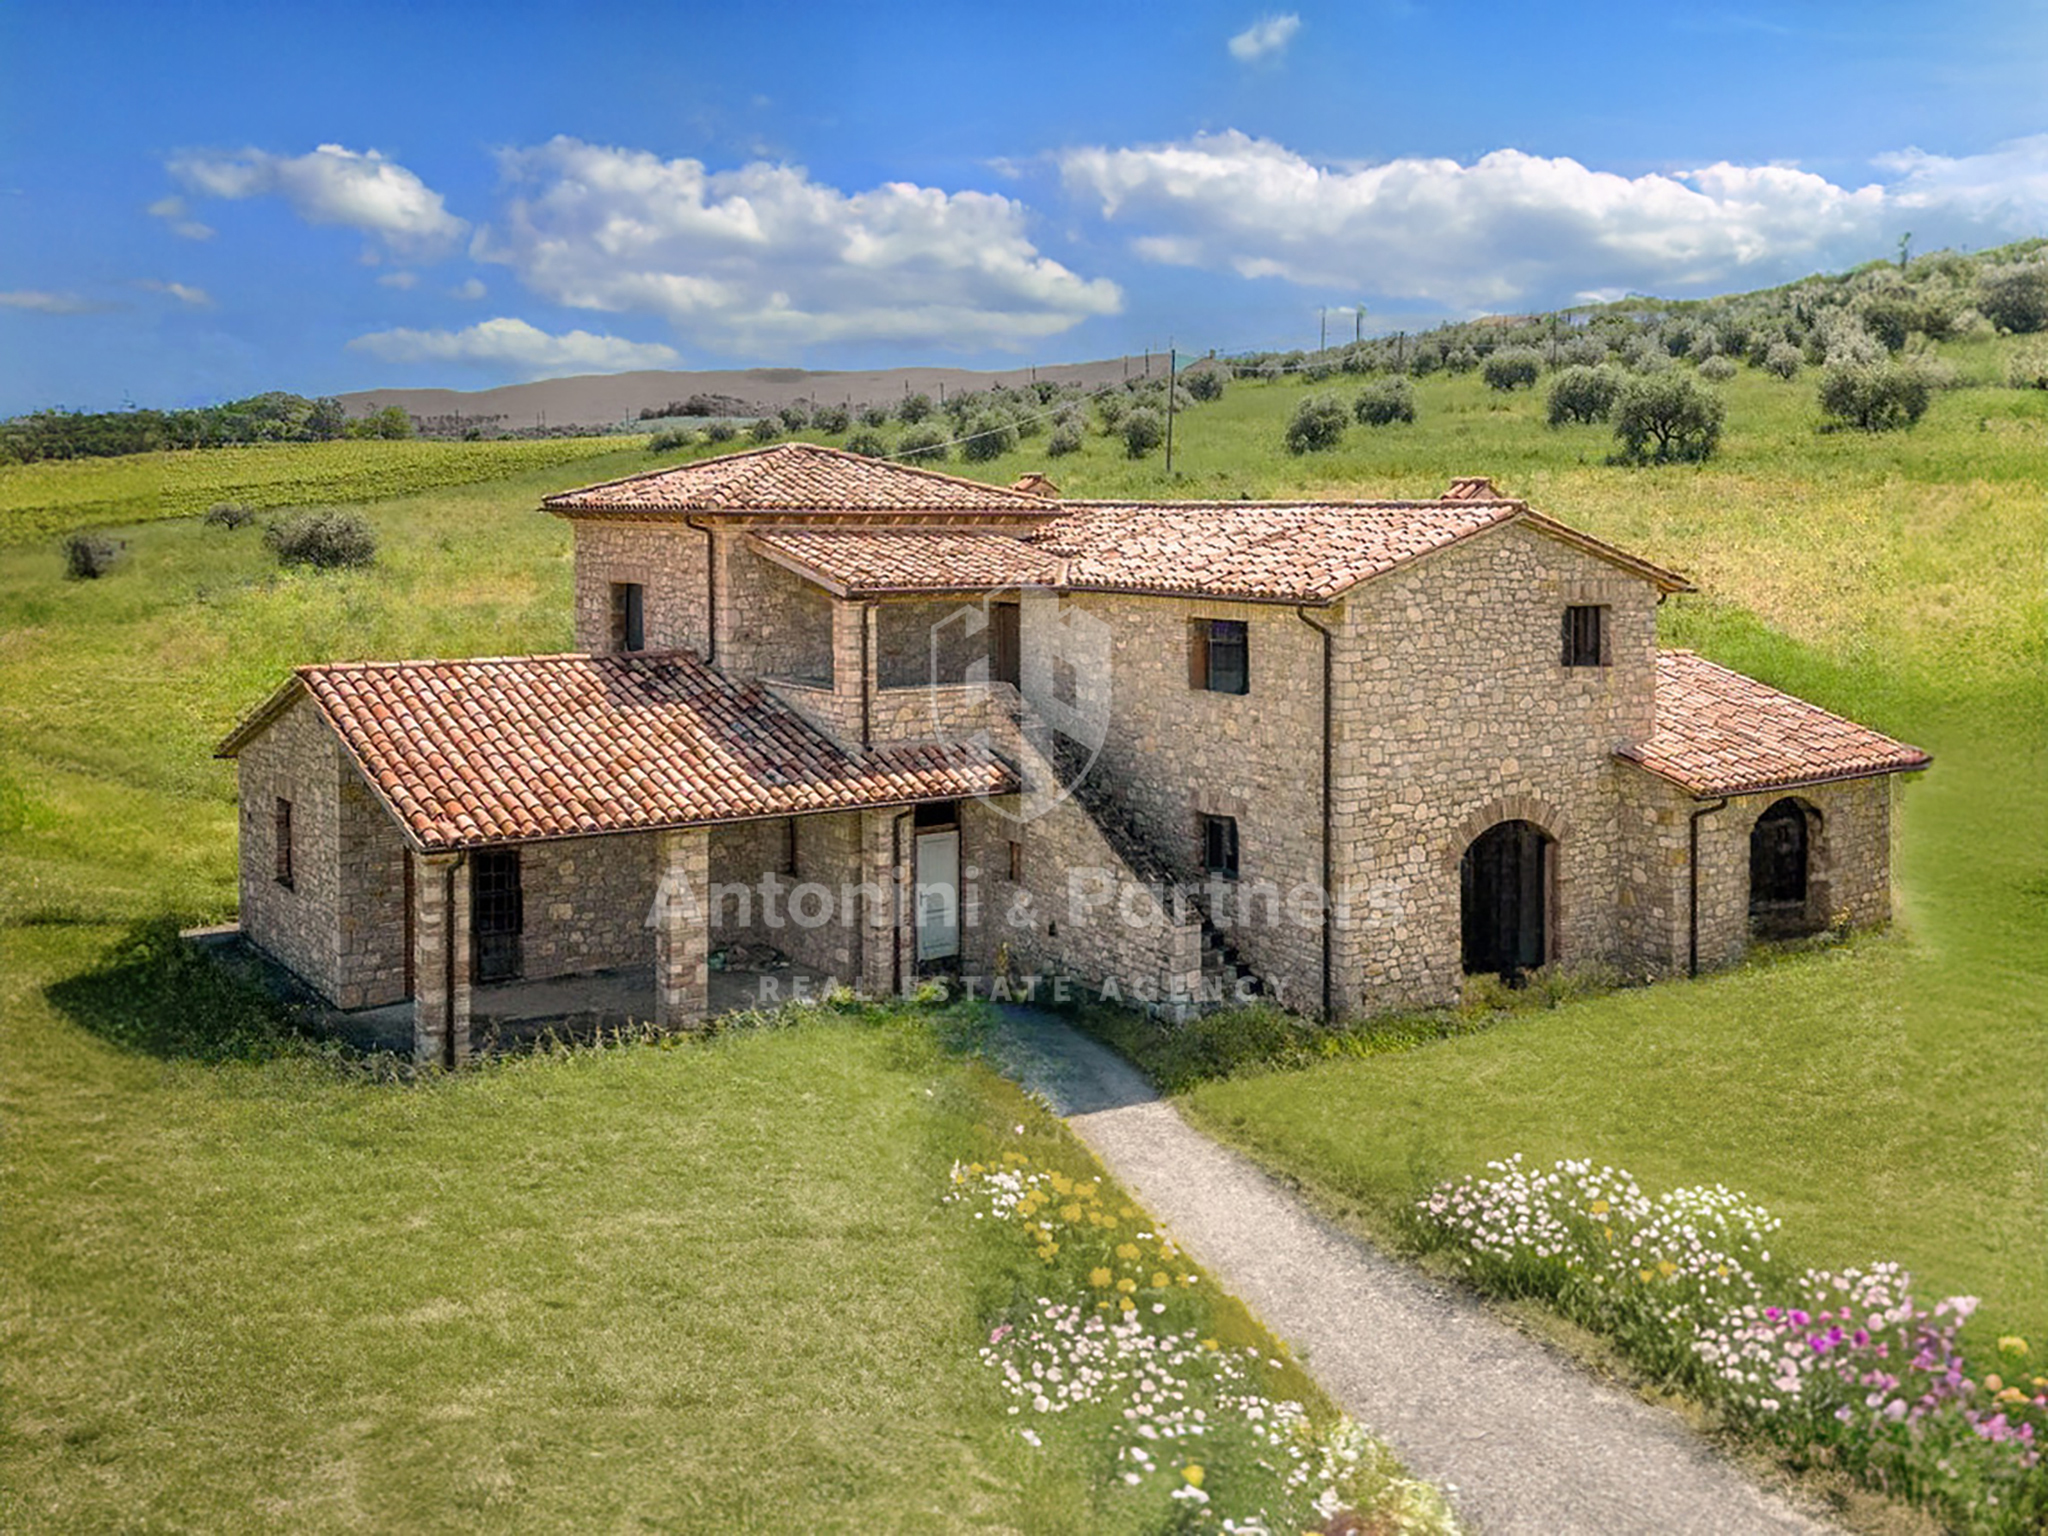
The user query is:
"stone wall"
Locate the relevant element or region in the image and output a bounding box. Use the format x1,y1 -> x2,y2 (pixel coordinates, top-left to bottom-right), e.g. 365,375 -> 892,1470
721,543 -> 834,685
236,694 -> 343,999
1028,592 -> 1326,1010
571,519 -> 710,654
877,597 -> 989,689
1329,525 -> 1663,1013
518,834 -> 658,978
336,768 -> 409,1008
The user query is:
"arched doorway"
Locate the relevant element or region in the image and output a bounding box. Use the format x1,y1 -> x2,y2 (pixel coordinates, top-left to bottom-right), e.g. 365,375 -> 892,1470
1749,798 -> 1821,936
1461,820 -> 1552,979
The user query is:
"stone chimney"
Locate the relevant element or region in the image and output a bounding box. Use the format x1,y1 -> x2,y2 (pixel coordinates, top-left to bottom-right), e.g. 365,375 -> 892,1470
1442,476 -> 1500,501
1010,472 -> 1061,499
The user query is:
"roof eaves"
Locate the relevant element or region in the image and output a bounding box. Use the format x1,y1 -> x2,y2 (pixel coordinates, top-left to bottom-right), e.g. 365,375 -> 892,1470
1614,749 -> 1933,799
214,674 -> 309,758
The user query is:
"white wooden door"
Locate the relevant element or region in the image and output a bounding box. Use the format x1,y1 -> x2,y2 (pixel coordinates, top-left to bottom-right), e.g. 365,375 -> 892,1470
915,829 -> 960,962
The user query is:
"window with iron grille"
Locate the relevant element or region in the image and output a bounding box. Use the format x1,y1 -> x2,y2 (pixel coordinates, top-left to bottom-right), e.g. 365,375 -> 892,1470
1189,618 -> 1249,694
1562,605 -> 1607,668
610,582 -> 645,653
273,798 -> 294,888
1200,813 -> 1239,879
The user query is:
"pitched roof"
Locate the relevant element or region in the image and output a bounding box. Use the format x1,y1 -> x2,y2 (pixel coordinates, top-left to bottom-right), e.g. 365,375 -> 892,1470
218,651 -> 1017,851
750,529 -> 1062,595
1619,650 -> 1931,797
544,442 -> 1062,518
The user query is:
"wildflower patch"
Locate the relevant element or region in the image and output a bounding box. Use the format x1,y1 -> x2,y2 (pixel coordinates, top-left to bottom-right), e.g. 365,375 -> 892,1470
950,1152 -> 1459,1533
1418,1155 -> 2045,1533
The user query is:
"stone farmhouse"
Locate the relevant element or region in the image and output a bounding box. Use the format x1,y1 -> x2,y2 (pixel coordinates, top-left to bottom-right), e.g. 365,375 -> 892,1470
217,444 -> 1930,1064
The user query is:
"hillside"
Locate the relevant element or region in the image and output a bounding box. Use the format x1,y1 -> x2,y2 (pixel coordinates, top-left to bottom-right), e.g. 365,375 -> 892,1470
337,356 -> 1169,431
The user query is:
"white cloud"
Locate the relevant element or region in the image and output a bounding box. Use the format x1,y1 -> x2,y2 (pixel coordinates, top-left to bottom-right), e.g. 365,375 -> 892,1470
139,279 -> 214,308
146,195 -> 215,240
473,136 -> 1122,351
1060,130 -> 2048,310
167,143 -> 467,260
377,271 -> 419,289
1228,14 -> 1300,62
450,277 -> 487,300
347,316 -> 680,377
0,289 -> 118,315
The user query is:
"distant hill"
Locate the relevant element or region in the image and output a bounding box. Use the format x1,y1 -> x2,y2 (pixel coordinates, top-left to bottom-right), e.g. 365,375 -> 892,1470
336,358 -> 1176,431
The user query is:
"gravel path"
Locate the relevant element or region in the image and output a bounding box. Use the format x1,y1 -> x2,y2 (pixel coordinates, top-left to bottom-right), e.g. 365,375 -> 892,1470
990,1009 -> 1835,1536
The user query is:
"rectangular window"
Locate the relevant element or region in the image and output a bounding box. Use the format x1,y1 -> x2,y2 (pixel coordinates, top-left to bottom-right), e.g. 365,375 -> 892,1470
1200,814 -> 1239,879
273,798 -> 294,888
610,581 -> 646,653
1190,618 -> 1249,694
780,817 -> 799,877
1007,840 -> 1024,883
1562,605 -> 1607,668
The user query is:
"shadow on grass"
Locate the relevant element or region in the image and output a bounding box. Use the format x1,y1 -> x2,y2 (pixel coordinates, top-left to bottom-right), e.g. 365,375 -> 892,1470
43,916 -> 321,1063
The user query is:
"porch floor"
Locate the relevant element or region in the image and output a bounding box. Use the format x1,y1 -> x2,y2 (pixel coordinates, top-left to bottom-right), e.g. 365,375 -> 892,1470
320,960 -> 836,1055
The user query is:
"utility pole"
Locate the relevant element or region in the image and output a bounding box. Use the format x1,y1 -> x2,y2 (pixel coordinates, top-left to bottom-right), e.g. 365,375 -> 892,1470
1319,308 -> 1327,352
1165,345 -> 1177,474
1355,305 -> 1364,344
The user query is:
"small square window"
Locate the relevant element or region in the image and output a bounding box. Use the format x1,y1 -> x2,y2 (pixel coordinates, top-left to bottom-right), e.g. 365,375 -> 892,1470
1200,813 -> 1239,879
273,797 -> 294,888
1190,618 -> 1249,694
611,581 -> 646,653
1562,605 -> 1607,668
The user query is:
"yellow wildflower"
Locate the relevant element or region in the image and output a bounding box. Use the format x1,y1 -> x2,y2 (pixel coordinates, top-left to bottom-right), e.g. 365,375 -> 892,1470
1060,1203 -> 1084,1223
1077,1181 -> 1099,1201
1590,1199 -> 1609,1216
1049,1172 -> 1073,1196
1115,1242 -> 1141,1261
1639,1268 -> 1655,1282
1657,1260 -> 1678,1279
1091,1211 -> 1115,1228
1089,1267 -> 1113,1288
1998,1336 -> 2031,1358
1116,1277 -> 1137,1294
969,1162 -> 985,1175
1004,1152 -> 1027,1165
1118,1296 -> 1136,1314
1119,1205 -> 1138,1219
1182,1464 -> 1204,1488
1200,1338 -> 1219,1351
1039,1241 -> 1059,1259
1151,1271 -> 1169,1289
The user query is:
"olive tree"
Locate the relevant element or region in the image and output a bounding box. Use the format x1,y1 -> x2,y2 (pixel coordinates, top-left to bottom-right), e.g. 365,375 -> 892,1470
1611,374 -> 1725,463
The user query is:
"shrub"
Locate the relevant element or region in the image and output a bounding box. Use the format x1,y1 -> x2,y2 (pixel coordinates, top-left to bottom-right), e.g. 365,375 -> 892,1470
1046,421 -> 1084,457
1408,346 -> 1442,376
63,532 -> 122,579
1094,392 -> 1127,432
2009,344 -> 2048,390
1283,392 -> 1348,454
1696,355 -> 1738,383
812,403 -> 850,434
1481,346 -> 1543,391
895,424 -> 947,463
1120,406 -> 1164,458
1622,334 -> 1672,373
647,427 -> 696,453
1445,345 -> 1479,374
1817,360 -> 1934,431
959,412 -> 1017,463
1545,365 -> 1623,425
777,401 -> 811,430
858,402 -> 891,428
1559,335 -> 1608,368
1763,341 -> 1802,380
265,509 -> 377,569
1976,261 -> 2048,333
702,420 -> 737,443
1353,377 -> 1416,425
896,392 -> 933,424
843,428 -> 889,457
1611,373 -> 1725,464
748,416 -> 782,444
1183,365 -> 1225,402
202,501 -> 257,529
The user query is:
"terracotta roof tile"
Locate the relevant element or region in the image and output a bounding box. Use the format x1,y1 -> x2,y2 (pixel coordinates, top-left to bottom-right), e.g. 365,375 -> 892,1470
544,442 -> 1062,517
750,529 -> 1062,594
1033,500 -> 1529,603
1620,650 -> 1931,796
222,651 -> 1016,851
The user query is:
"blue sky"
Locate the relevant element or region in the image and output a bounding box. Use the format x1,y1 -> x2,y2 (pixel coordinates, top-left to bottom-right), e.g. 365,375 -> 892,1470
3,0 -> 2045,413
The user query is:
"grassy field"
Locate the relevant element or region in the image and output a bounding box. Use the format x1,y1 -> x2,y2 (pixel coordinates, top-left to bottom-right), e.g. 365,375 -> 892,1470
1,348 -> 2042,1523
0,435 -> 644,546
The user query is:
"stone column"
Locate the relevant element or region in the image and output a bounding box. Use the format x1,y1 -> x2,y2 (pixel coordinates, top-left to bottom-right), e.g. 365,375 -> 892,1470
411,850 -> 471,1067
654,828 -> 710,1029
858,808 -> 903,998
